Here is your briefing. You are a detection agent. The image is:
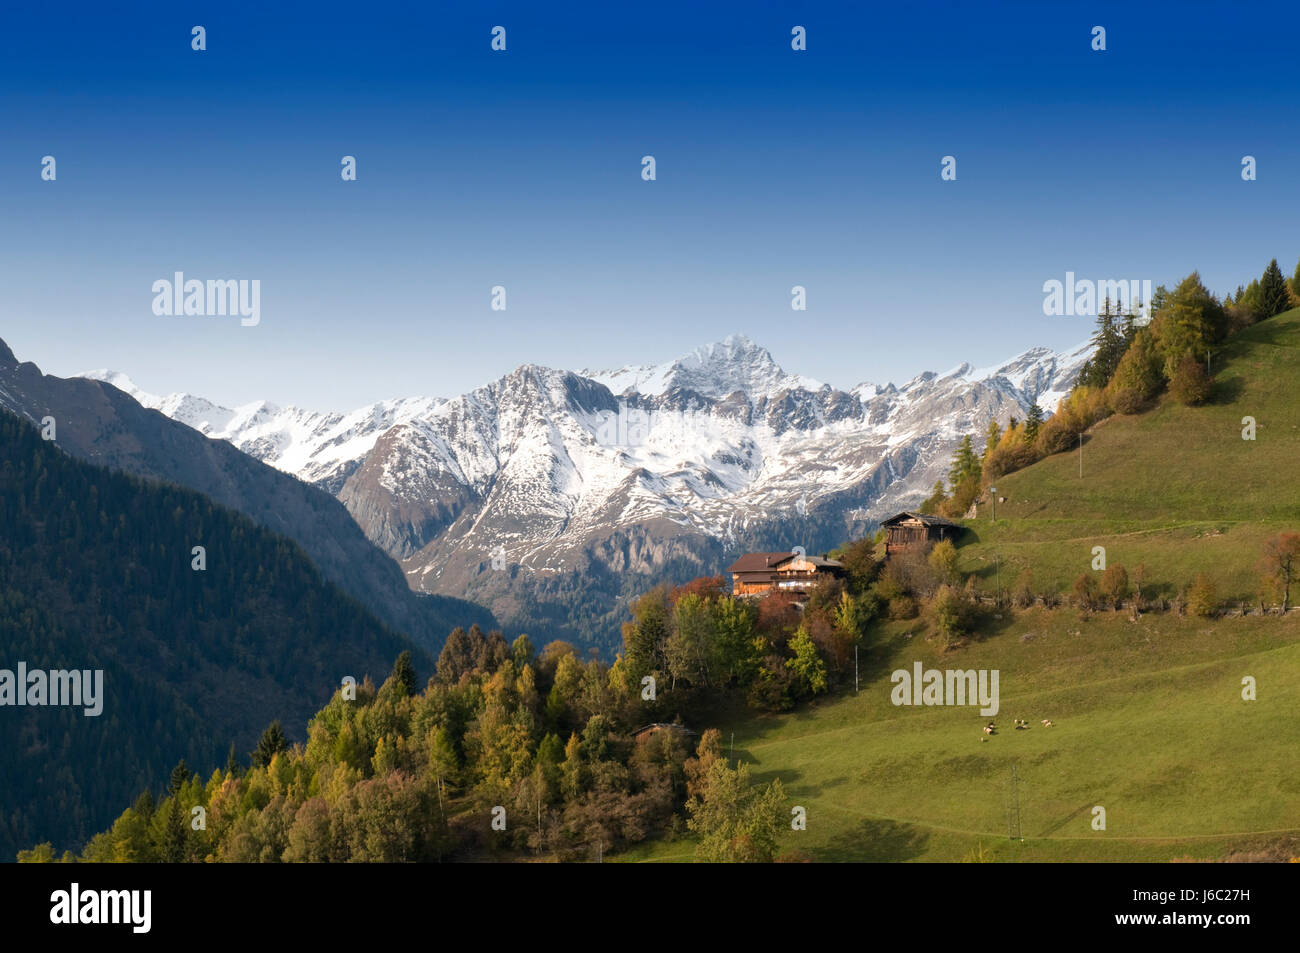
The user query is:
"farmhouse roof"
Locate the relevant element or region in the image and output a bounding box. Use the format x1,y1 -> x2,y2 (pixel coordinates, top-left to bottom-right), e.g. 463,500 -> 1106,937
773,554 -> 845,570
880,511 -> 959,528
727,552 -> 794,573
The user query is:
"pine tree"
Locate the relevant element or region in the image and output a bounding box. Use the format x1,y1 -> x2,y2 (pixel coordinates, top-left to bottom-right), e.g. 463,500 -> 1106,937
251,720 -> 288,769
948,434 -> 980,489
919,479 -> 947,515
225,742 -> 242,778
391,650 -> 418,697
983,418 -> 1002,460
159,796 -> 187,863
132,789 -> 155,821
1259,258 -> 1290,317
168,759 -> 190,796
1024,402 -> 1044,443
1084,299 -> 1128,387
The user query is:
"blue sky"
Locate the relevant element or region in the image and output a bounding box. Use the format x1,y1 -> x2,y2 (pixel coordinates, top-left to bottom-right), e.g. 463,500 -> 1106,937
2,0 -> 1298,409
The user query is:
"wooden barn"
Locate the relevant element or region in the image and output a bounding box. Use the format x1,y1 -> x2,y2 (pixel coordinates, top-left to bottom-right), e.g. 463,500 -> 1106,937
727,551 -> 846,597
881,512 -> 960,557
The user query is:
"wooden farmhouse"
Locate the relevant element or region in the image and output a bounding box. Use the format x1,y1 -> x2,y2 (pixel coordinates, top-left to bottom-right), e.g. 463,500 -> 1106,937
727,551 -> 847,597
881,511 -> 960,557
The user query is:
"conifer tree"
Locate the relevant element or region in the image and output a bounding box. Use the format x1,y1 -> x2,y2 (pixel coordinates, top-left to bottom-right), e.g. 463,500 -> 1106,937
168,759 -> 190,797
132,789 -> 155,821
1259,258 -> 1290,317
948,434 -> 980,489
1024,402 -> 1044,443
225,742 -> 242,779
391,650 -> 418,697
983,419 -> 1002,460
251,720 -> 288,769
158,797 -> 186,863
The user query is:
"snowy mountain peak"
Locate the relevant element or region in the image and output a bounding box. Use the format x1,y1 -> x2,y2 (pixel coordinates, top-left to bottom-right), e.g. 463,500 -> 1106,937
82,369 -> 158,405
586,333 -> 821,400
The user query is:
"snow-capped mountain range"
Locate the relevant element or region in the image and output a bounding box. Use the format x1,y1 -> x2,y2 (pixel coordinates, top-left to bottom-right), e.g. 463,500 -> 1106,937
81,334 -> 1091,649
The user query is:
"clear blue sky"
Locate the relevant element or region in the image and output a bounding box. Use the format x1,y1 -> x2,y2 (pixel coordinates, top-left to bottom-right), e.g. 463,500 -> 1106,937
2,0 -> 1298,409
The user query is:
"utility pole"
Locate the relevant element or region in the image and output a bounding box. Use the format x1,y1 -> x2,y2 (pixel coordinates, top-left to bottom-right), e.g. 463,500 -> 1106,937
989,486 -> 997,522
1007,763 -> 1023,841
730,732 -> 735,762
1078,433 -> 1083,478
854,644 -> 859,693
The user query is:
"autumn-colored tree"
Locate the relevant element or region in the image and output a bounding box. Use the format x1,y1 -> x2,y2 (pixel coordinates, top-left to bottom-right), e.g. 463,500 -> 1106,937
1260,532 -> 1300,610
1099,565 -> 1130,609
1170,355 -> 1212,406
671,575 -> 726,604
1187,574 -> 1218,618
1072,573 -> 1100,611
927,539 -> 960,585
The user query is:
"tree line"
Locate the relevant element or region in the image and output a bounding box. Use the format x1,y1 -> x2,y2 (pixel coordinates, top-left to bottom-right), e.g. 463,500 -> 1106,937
923,255 -> 1300,518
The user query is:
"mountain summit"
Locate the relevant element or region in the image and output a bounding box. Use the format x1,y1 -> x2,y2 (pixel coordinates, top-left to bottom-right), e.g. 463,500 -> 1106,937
585,334 -> 823,400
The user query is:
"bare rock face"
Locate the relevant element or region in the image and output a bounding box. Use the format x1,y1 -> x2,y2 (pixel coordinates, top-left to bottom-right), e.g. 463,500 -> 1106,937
71,333 -> 1091,652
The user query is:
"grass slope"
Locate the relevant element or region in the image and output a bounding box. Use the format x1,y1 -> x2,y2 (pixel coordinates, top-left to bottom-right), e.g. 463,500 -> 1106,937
620,611 -> 1300,862
955,307 -> 1300,603
619,310 -> 1300,862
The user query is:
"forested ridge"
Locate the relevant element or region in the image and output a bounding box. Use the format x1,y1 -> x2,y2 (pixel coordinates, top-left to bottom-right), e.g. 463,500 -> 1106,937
0,408 -> 431,858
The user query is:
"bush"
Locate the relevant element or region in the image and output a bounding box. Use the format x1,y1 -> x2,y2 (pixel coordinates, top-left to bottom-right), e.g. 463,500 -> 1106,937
1072,573 -> 1100,610
1187,574 -> 1218,618
746,655 -> 797,711
927,539 -> 960,585
887,595 -> 918,620
1012,569 -> 1036,608
930,584 -> 976,649
1036,386 -> 1111,457
1170,356 -> 1212,406
1109,385 -> 1147,415
983,440 -> 1039,480
1099,564 -> 1130,609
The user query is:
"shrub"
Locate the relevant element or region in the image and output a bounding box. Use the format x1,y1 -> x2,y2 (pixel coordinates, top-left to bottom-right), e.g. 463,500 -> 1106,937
1099,564 -> 1130,609
746,655 -> 797,711
887,595 -> 918,620
1072,573 -> 1100,610
930,584 -> 975,649
1187,574 -> 1218,618
1012,569 -> 1036,608
1170,355 -> 1212,406
927,539 -> 960,585
1109,385 -> 1146,415
983,440 -> 1039,480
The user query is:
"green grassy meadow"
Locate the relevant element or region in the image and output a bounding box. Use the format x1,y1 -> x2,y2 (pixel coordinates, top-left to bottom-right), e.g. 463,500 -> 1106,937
620,611 -> 1300,862
618,309 -> 1300,863
955,308 -> 1300,603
